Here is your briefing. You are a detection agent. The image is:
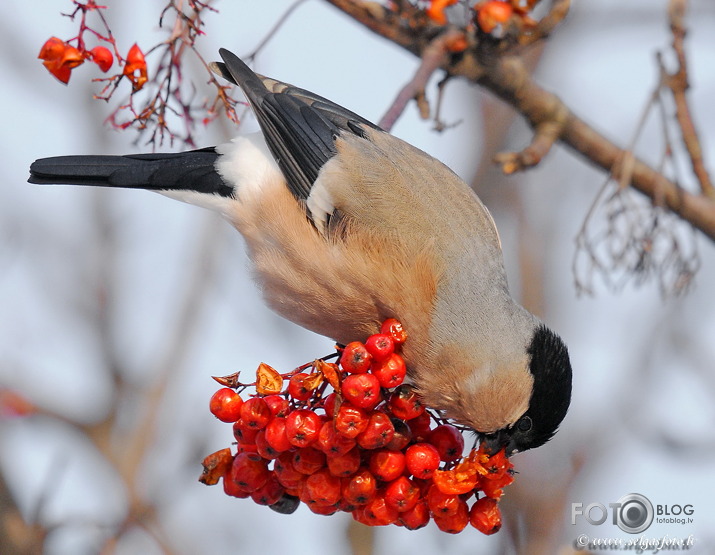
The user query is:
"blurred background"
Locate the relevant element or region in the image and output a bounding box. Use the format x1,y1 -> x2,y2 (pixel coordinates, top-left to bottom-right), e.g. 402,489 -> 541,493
1,1 -> 714,553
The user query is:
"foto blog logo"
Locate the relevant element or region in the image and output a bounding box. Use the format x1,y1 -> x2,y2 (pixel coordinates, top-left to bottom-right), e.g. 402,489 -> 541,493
571,493 -> 693,534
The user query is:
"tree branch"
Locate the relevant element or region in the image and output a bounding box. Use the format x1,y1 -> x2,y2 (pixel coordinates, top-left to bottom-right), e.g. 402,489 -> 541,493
324,0 -> 715,242
664,0 -> 714,199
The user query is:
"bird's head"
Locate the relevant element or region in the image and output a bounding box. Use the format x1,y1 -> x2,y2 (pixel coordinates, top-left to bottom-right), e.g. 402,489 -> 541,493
417,324 -> 572,456
481,325 -> 572,455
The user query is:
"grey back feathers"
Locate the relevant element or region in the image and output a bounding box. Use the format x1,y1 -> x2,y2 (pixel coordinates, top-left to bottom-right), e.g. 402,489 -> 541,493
213,49 -> 379,207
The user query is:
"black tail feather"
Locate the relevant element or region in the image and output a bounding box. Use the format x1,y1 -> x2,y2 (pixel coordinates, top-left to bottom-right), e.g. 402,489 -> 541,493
28,148 -> 234,198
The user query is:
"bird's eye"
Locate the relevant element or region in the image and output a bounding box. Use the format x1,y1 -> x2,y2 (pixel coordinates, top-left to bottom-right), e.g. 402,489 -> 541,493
516,416 -> 532,433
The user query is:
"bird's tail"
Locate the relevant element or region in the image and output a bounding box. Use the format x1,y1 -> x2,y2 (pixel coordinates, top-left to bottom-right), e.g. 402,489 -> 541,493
28,149 -> 233,197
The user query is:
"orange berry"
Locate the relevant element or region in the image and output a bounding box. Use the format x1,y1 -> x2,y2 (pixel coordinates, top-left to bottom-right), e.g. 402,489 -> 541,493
89,46 -> 113,72
123,43 -> 147,91
426,0 -> 459,25
475,1 -> 514,34
469,496 -> 502,534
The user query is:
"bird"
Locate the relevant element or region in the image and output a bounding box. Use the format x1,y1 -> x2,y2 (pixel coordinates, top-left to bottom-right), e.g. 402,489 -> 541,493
28,48 -> 571,456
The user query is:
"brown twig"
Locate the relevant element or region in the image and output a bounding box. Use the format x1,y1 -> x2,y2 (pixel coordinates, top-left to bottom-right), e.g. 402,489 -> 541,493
663,0 -> 714,199
324,0 -> 715,242
519,0 -> 570,46
378,28 -> 466,131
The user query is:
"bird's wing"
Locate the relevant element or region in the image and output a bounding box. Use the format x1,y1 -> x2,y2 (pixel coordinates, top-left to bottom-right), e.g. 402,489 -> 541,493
211,49 -> 380,205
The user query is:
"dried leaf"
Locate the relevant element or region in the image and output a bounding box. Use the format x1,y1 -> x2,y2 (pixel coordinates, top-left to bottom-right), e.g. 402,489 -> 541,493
315,359 -> 341,391
256,362 -> 283,395
212,371 -> 241,388
199,448 -> 233,485
301,370 -> 324,391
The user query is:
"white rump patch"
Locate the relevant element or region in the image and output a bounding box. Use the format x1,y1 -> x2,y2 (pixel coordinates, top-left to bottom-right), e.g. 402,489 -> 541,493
158,133 -> 283,218
215,133 -> 284,202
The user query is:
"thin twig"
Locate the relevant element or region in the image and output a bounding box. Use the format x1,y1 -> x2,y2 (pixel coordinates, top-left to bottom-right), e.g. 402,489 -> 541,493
378,29 -> 466,131
245,0 -> 309,62
663,0 -> 714,198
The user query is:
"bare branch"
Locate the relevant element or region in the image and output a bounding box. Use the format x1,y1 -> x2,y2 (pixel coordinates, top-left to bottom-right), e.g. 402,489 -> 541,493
519,0 -> 571,46
662,0 -> 714,198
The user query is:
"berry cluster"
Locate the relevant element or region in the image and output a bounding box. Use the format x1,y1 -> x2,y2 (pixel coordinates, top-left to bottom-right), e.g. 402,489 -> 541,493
39,37 -> 146,90
38,1 -> 239,147
200,320 -> 512,535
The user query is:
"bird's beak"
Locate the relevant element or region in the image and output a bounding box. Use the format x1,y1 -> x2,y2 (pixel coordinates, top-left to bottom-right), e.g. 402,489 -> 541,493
480,430 -> 515,457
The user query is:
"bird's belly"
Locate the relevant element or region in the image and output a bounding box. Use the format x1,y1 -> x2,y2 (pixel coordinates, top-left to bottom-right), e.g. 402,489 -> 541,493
227,180 -> 439,347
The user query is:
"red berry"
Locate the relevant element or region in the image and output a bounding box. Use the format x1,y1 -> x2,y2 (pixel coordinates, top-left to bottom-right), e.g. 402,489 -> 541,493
233,420 -> 259,444
469,497 -> 502,535
38,37 -> 66,63
263,394 -> 290,417
434,498 -> 469,534
236,442 -> 258,455
250,474 -> 285,506
388,384 -> 424,420
89,46 -> 113,72
316,420 -> 356,456
480,473 -> 513,499
124,43 -> 147,91
482,447 -> 510,478
340,341 -> 372,374
264,416 -> 293,453
209,388 -> 243,423
428,424 -> 465,462
385,418 -> 412,451
362,491 -> 399,526
364,333 -> 395,362
223,480 -> 250,498
288,372 -> 314,401
307,500 -> 339,515
370,353 -> 407,388
380,318 -> 407,345
230,452 -> 270,493
476,1 -> 514,34
273,453 -> 305,490
239,397 -> 272,430
322,392 -> 338,418
405,443 -> 440,479
255,429 -> 280,460
398,499 -> 430,530
285,409 -> 322,447
427,483 -> 461,517
38,38 -> 84,84
306,468 -> 342,506
342,468 -> 378,506
406,410 -> 432,441
337,497 -> 358,513
369,449 -> 406,482
222,464 -> 250,498
292,446 -> 326,475
342,373 -> 382,411
333,403 -> 369,439
327,446 -> 361,477
384,476 -> 420,513
356,411 -> 395,450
